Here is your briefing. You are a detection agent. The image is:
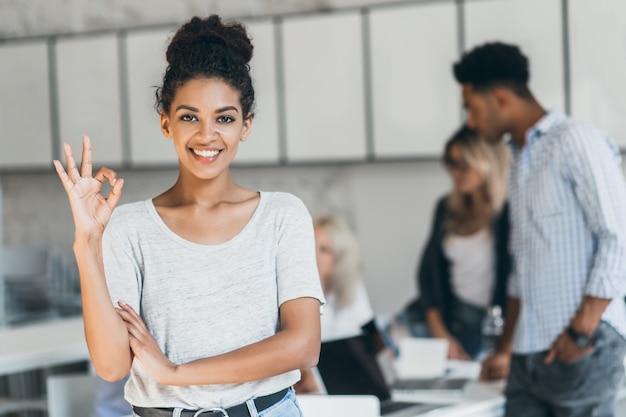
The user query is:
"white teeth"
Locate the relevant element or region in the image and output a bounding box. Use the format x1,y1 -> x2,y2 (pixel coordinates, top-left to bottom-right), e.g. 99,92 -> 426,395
193,149 -> 219,157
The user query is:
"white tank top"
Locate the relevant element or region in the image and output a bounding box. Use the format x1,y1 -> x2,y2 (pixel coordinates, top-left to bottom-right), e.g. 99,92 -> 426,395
443,227 -> 495,307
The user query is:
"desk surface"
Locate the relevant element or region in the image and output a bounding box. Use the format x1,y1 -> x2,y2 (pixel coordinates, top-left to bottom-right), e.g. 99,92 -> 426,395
0,316 -> 88,375
392,359 -> 505,417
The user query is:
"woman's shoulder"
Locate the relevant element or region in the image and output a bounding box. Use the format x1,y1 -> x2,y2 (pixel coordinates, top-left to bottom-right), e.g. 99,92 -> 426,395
261,191 -> 309,215
108,200 -> 152,228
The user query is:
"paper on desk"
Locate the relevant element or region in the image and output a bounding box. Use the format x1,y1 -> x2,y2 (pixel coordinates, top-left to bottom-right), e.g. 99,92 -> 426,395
445,359 -> 481,379
393,337 -> 448,379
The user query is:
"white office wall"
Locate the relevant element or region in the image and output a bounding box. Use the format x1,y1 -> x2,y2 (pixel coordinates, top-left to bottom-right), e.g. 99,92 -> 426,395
125,28 -> 178,166
0,42 -> 53,169
55,34 -> 124,165
369,2 -> 461,157
569,0 -> 626,148
464,0 -> 566,111
237,19 -> 281,164
282,12 -> 368,162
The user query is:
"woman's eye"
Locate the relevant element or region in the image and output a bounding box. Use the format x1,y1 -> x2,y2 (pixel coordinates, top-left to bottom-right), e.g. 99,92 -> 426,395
180,114 -> 197,122
217,115 -> 234,123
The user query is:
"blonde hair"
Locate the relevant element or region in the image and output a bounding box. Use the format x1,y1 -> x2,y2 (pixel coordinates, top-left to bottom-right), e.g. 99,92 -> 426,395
314,216 -> 362,309
444,126 -> 510,234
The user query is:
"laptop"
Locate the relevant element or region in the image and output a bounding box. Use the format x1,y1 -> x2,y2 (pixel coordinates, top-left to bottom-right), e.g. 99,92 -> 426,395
389,338 -> 470,397
317,334 -> 445,416
359,320 -> 470,397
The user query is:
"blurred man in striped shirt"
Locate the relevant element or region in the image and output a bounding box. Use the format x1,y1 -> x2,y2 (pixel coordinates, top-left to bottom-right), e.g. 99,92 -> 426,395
454,42 -> 626,417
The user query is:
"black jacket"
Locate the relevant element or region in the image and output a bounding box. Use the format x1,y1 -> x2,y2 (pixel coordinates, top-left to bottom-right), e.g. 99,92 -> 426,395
407,195 -> 512,325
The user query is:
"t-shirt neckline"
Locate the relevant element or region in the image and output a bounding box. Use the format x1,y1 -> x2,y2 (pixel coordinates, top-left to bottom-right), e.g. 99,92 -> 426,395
144,191 -> 266,250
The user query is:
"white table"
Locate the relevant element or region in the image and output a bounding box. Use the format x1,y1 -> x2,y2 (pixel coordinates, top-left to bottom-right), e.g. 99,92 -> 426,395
0,315 -> 88,375
0,316 -> 89,414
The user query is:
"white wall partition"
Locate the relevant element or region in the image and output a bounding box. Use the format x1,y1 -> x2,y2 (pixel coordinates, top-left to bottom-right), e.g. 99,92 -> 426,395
0,42 -> 53,168
125,28 -> 177,166
236,19 -> 281,164
464,0 -> 565,111
282,11 -> 367,162
569,0 -> 626,148
369,2 -> 460,158
55,34 -> 123,165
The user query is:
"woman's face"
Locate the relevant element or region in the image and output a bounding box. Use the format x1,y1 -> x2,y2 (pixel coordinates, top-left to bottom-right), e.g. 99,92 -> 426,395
314,226 -> 335,293
159,77 -> 252,181
445,144 -> 485,195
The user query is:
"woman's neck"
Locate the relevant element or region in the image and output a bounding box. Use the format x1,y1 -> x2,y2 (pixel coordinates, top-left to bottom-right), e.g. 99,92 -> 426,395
448,189 -> 492,235
156,169 -> 243,208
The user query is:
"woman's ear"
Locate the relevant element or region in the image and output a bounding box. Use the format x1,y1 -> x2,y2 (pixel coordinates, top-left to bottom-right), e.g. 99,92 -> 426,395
240,114 -> 253,142
160,111 -> 172,139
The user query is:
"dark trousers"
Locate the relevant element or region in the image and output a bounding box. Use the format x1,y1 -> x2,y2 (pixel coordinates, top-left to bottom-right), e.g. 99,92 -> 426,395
505,321 -> 626,417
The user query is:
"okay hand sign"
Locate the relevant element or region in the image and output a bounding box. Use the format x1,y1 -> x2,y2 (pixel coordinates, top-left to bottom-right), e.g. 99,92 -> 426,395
54,136 -> 124,237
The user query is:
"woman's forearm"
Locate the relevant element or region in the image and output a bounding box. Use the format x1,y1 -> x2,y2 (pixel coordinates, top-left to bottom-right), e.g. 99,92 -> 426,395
158,298 -> 321,386
425,308 -> 451,339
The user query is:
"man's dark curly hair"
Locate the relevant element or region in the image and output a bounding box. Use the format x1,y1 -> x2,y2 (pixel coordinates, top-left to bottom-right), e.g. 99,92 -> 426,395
453,42 -> 531,98
155,15 -> 255,117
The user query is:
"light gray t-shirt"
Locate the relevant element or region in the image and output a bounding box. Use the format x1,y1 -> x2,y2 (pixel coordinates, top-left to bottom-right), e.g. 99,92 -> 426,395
102,191 -> 324,409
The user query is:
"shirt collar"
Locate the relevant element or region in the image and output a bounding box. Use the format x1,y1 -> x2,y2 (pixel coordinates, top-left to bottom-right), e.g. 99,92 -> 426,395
525,109 -> 567,145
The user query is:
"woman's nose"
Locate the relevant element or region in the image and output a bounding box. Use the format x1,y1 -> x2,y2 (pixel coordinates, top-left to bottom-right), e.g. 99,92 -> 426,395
200,120 -> 217,140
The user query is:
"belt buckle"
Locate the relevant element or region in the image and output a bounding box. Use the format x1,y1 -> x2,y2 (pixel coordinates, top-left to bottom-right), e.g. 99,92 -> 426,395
192,408 -> 229,417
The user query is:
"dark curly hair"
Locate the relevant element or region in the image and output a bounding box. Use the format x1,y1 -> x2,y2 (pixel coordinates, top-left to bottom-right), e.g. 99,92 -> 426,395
453,42 -> 531,98
155,15 -> 255,117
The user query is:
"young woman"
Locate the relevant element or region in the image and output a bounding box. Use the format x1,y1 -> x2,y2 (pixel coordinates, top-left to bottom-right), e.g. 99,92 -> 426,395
392,125 -> 511,360
54,15 -> 324,417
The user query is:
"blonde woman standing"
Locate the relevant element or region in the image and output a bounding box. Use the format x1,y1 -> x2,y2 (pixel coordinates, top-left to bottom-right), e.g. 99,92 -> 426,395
397,125 -> 511,360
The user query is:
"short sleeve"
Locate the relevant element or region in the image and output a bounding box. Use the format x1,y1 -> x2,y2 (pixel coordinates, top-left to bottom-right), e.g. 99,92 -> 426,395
102,220 -> 142,313
274,196 -> 325,307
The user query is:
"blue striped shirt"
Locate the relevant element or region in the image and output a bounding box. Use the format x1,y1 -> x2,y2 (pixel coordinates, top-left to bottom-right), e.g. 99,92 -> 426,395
508,109 -> 626,354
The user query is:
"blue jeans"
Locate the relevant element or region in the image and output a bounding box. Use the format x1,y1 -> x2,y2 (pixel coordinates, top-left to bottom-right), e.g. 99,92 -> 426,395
258,388 -> 301,417
391,298 -> 486,358
505,321 -> 626,417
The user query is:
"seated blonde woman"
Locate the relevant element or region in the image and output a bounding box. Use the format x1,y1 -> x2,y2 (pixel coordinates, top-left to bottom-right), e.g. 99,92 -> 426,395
295,215 -> 375,393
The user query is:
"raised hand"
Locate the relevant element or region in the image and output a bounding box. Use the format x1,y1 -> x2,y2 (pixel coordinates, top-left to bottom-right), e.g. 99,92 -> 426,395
53,136 -> 124,237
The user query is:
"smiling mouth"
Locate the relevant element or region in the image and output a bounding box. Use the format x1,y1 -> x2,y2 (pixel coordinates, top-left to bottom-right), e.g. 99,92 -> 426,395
192,149 -> 221,158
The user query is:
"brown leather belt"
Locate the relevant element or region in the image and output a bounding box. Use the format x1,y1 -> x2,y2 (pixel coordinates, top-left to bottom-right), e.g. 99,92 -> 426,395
132,388 -> 290,417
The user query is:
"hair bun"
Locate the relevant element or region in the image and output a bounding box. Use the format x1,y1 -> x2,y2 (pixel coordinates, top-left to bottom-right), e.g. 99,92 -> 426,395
166,15 -> 253,66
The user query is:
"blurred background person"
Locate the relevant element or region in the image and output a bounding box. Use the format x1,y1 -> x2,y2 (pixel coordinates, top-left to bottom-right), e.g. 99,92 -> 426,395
315,215 -> 375,341
295,215 -> 375,393
390,125 -> 511,360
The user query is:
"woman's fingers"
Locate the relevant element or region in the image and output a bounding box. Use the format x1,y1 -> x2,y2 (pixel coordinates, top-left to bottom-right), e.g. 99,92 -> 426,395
53,160 -> 73,194
93,167 -> 118,185
106,178 -> 124,210
117,302 -> 148,334
93,167 -> 124,209
79,135 -> 93,178
63,143 -> 81,183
